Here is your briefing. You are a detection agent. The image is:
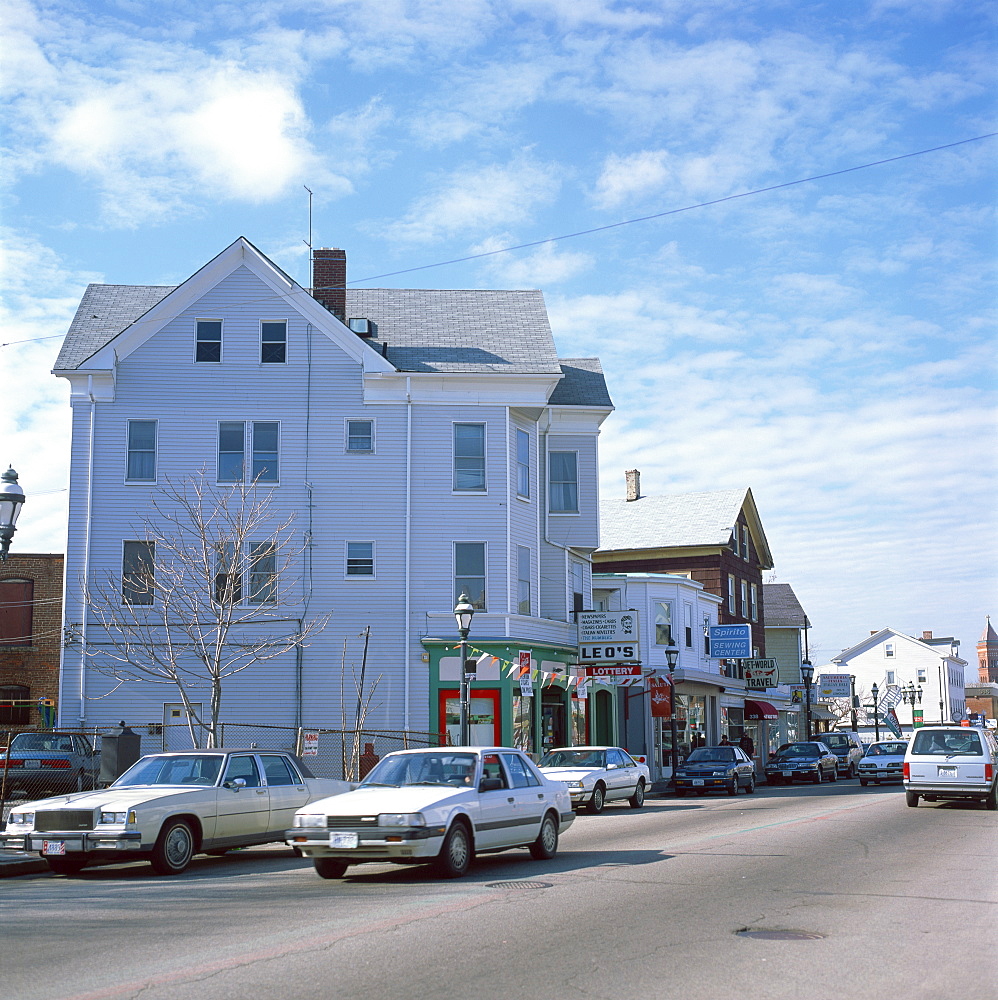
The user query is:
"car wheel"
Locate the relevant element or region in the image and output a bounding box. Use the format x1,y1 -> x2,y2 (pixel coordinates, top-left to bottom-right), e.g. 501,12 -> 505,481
906,790 -> 919,807
313,858 -> 349,879
529,813 -> 559,860
628,780 -> 646,809
151,819 -> 195,875
986,783 -> 998,811
813,768 -> 822,785
726,780 -> 737,796
859,778 -> 868,786
434,820 -> 472,878
586,784 -> 606,814
745,775 -> 756,794
848,763 -> 857,779
829,767 -> 837,783
47,856 -> 88,876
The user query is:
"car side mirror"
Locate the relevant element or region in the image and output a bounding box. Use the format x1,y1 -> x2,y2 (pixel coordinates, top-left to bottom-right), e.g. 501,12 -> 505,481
224,777 -> 247,790
479,777 -> 504,792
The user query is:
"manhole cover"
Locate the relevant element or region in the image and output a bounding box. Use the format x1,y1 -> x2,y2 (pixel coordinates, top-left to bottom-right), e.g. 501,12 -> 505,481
736,929 -> 825,941
485,880 -> 553,890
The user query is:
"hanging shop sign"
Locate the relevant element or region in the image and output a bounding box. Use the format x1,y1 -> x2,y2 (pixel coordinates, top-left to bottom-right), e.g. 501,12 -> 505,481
744,658 -> 779,689
577,610 -> 640,664
649,676 -> 672,719
584,664 -> 642,677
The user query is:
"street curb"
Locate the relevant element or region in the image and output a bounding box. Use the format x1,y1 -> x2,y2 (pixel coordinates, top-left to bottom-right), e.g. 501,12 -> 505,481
0,853 -> 49,877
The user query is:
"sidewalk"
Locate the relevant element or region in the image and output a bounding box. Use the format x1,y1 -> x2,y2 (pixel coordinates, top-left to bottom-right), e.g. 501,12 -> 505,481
0,848 -> 49,877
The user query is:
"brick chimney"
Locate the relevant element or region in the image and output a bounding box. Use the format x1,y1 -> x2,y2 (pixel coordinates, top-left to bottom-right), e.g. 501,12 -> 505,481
311,248 -> 346,322
922,630 -> 933,640
625,469 -> 640,501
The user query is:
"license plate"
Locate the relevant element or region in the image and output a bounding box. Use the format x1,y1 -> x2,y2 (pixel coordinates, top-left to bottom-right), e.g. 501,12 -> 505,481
24,759 -> 40,769
783,771 -> 794,777
329,832 -> 359,849
692,779 -> 704,786
937,766 -> 957,777
43,841 -> 66,856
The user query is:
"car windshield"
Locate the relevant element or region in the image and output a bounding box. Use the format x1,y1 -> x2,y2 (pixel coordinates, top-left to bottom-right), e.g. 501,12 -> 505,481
867,743 -> 907,756
686,748 -> 737,763
820,734 -> 850,749
911,731 -> 983,756
775,744 -> 820,758
9,733 -> 76,752
113,754 -> 224,786
360,751 -> 479,787
539,749 -> 606,768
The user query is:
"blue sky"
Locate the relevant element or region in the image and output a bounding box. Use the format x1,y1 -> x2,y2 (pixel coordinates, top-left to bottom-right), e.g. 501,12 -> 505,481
2,0 -> 995,675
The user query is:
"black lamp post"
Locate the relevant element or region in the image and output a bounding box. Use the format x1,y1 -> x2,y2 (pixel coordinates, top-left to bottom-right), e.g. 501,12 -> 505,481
665,643 -> 680,787
901,681 -> 922,730
871,683 -> 880,742
454,593 -> 476,746
0,467 -> 26,562
800,660 -> 814,741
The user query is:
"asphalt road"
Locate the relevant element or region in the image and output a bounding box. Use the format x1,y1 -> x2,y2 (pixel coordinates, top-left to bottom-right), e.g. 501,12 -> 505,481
3,782 -> 996,1000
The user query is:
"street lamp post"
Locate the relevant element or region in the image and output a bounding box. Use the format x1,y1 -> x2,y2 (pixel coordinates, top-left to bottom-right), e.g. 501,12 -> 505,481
871,683 -> 880,742
665,644 -> 680,788
0,467 -> 26,562
901,681 -> 922,731
800,660 -> 814,741
454,593 -> 476,746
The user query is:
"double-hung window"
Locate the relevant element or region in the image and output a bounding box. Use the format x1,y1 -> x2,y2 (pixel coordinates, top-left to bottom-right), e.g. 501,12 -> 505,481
749,583 -> 758,622
454,424 -> 486,491
261,321 -> 287,364
195,320 -> 222,363
346,542 -> 374,577
517,545 -> 531,615
218,421 -> 279,483
122,541 -> 155,606
249,543 -> 277,603
742,525 -> 750,561
655,602 -> 673,645
740,580 -> 748,617
346,420 -> 374,453
516,429 -> 530,499
455,542 -> 486,610
214,542 -> 242,606
549,452 -> 578,512
126,420 -> 157,482
728,575 -> 737,614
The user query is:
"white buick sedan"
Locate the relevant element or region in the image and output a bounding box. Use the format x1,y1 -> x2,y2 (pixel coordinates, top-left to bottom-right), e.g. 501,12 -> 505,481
1,749 -> 348,876
287,747 -> 574,880
538,746 -> 650,813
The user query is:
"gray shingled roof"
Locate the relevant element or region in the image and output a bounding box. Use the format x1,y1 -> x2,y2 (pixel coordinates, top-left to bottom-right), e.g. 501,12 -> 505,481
763,583 -> 810,628
53,283 -> 610,391
598,489 -> 748,551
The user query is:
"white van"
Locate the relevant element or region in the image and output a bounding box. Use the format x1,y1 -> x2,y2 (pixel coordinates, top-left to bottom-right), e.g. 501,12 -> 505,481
903,725 -> 998,809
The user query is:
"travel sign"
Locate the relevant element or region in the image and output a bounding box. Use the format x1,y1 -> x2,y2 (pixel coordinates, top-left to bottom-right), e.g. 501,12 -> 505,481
577,610 -> 640,664
708,624 -> 752,659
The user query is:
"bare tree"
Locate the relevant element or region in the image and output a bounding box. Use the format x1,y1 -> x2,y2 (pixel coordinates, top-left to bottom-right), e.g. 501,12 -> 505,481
80,474 -> 328,747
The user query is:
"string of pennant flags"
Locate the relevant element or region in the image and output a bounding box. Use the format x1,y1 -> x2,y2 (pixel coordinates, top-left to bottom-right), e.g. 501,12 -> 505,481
446,645 -> 647,688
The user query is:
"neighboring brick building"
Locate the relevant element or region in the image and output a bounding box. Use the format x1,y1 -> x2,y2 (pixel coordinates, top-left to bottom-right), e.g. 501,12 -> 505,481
977,616 -> 998,682
0,554 -> 63,731
594,473 -> 774,657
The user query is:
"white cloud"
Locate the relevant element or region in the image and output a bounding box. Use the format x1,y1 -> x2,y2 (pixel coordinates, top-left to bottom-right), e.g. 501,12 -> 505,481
471,236 -> 593,286
380,155 -> 561,244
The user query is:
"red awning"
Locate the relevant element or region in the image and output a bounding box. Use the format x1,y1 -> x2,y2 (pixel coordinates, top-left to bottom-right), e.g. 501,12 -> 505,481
745,700 -> 779,721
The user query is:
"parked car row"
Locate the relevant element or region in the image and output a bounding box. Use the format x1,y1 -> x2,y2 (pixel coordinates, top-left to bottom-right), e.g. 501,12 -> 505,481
0,732 -> 100,798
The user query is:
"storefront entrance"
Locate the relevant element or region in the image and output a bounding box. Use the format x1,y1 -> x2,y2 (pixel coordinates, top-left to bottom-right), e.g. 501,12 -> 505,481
541,689 -> 567,751
439,689 -> 501,746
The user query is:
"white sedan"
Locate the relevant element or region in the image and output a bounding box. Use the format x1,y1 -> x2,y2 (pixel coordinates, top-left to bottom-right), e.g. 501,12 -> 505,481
1,749 -> 348,876
287,747 -> 574,880
537,746 -> 650,813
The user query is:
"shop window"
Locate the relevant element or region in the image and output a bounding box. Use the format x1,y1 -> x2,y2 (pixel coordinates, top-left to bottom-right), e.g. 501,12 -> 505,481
0,577 -> 33,645
0,684 -> 30,725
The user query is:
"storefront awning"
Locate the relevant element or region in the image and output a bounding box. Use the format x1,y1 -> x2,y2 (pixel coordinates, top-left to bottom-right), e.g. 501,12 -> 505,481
745,700 -> 779,720
810,707 -> 838,721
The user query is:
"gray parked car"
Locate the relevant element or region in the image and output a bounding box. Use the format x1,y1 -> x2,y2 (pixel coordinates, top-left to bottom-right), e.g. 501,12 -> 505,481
818,731 -> 866,778
0,732 -> 100,798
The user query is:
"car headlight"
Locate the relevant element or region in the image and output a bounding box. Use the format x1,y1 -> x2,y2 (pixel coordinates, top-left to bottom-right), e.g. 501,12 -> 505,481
8,811 -> 35,826
567,781 -> 585,789
98,810 -> 136,825
378,813 -> 426,827
293,813 -> 327,828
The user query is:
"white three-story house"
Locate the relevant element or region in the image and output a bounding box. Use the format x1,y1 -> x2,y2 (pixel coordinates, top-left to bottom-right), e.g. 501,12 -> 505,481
52,238 -> 614,754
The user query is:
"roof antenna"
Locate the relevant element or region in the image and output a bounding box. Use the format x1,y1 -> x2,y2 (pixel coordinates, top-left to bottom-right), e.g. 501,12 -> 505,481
303,185 -> 313,289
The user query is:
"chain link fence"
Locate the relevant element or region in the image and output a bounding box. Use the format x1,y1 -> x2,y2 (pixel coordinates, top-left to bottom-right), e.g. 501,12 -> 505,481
1,724 -> 447,809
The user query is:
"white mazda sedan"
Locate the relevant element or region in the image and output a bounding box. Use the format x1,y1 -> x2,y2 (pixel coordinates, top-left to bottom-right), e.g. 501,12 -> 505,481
537,746 -> 650,813
1,749 -> 348,876
287,747 -> 574,880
